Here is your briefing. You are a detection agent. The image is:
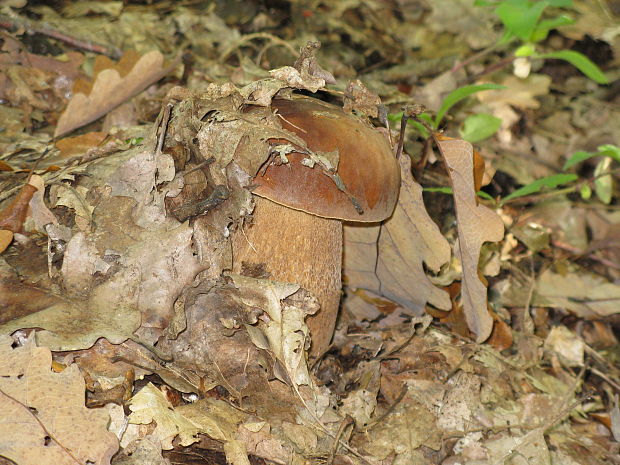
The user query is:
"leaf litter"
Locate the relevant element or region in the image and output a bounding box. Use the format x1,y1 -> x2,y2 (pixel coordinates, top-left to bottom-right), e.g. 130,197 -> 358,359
0,1 -> 619,464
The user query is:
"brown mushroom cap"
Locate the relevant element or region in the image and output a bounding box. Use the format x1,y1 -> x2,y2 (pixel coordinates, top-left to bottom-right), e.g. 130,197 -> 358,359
252,96 -> 400,222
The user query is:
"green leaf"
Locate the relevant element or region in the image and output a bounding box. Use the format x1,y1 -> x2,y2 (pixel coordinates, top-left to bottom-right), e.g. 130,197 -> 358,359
461,113 -> 502,143
548,0 -> 573,7
540,50 -> 609,84
387,111 -> 431,138
598,144 -> 620,163
530,15 -> 574,42
435,84 -> 505,127
563,150 -> 596,170
594,157 -> 613,204
410,120 -> 430,138
423,186 -> 495,201
564,145 -> 620,170
501,173 -> 578,203
388,111 -> 403,122
476,190 -> 495,201
515,43 -> 536,57
495,0 -> 548,42
579,183 -> 592,200
424,187 -> 454,195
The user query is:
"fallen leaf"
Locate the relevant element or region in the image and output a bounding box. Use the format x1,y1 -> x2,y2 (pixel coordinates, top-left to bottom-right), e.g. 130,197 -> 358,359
232,274 -> 316,387
27,174 -> 58,233
54,51 -> 176,138
344,153 -> 451,314
477,74 -> 551,110
0,181 -> 37,233
436,138 -> 504,342
0,230 -> 12,254
544,326 -> 584,367
128,382 -> 250,464
54,131 -> 108,159
0,335 -> 118,465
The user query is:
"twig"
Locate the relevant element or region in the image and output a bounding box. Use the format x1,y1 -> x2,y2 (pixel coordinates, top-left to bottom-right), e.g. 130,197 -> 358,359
329,415 -> 354,464
362,384 -> 408,432
490,369 -> 585,465
451,41 -> 506,74
551,239 -> 620,271
466,55 -> 517,84
0,14 -> 121,59
290,382 -> 375,465
219,33 -> 300,63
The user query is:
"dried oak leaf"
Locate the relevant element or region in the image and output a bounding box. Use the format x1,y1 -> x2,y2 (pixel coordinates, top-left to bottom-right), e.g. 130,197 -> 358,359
232,274 -> 317,388
436,138 -> 504,342
0,179 -> 37,233
343,154 -> 451,314
54,50 -> 176,138
0,335 -> 119,465
128,383 -> 249,465
0,230 -> 12,253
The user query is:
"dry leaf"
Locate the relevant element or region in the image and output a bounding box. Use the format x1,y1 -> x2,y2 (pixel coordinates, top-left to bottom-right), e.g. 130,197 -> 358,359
436,138 -> 504,342
27,174 -> 58,233
55,132 -> 108,159
128,383 -> 202,450
0,181 -> 37,233
54,51 -> 176,138
0,230 -> 12,254
232,274 -> 315,387
0,335 -> 118,465
477,74 -> 551,110
128,383 -> 250,464
344,154 -> 451,314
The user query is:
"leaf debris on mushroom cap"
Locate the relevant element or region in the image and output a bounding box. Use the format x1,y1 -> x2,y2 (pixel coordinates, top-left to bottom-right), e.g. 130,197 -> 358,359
252,96 -> 401,222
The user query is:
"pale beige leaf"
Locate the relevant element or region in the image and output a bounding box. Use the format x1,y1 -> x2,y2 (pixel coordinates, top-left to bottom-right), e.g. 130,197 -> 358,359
544,326 -> 584,367
231,274 -> 314,387
54,51 -> 174,138
128,383 -> 201,450
344,154 -> 451,313
223,440 -> 252,465
0,335 -> 118,465
477,74 -> 551,110
536,269 -> 620,318
0,230 -> 12,253
437,138 -> 504,342
129,384 -> 247,452
27,174 -> 58,233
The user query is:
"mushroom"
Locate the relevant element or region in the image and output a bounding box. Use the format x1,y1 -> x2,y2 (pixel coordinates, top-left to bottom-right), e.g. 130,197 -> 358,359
232,96 -> 400,357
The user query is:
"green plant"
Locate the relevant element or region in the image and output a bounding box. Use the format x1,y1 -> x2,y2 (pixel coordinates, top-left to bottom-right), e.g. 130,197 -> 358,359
476,0 -> 609,84
389,83 -> 505,139
500,145 -> 620,205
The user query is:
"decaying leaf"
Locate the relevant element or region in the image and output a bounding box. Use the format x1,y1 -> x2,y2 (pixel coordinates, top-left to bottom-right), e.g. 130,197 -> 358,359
499,267 -> 620,319
232,274 -> 316,388
436,138 -> 504,342
0,230 -> 12,253
54,51 -> 176,138
128,383 -> 252,464
0,179 -> 37,233
128,383 -> 203,450
344,153 -> 451,314
0,335 -> 118,465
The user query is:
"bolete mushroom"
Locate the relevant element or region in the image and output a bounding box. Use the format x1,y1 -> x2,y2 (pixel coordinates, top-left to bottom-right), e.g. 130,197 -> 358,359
232,96 -> 400,356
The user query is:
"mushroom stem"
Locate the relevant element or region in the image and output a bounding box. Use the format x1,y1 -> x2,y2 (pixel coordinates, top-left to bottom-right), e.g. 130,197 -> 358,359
232,196 -> 342,357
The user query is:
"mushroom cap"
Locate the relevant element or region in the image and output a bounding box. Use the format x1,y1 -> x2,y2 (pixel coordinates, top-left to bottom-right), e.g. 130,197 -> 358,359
252,96 -> 400,222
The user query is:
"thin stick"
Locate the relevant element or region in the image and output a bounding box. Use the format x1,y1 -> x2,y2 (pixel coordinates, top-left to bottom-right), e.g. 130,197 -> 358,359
0,14 -> 121,59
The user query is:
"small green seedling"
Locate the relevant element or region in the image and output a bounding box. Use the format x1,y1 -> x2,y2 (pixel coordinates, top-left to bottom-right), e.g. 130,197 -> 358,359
476,0 -> 609,84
